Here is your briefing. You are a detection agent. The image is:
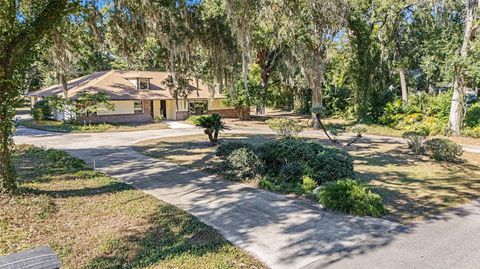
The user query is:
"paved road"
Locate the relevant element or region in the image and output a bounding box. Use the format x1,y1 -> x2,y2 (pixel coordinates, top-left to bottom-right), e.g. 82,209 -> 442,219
14,126 -> 480,269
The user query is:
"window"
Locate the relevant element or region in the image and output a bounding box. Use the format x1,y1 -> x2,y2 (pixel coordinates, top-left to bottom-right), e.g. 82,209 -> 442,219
138,78 -> 149,90
188,100 -> 208,115
134,100 -> 143,113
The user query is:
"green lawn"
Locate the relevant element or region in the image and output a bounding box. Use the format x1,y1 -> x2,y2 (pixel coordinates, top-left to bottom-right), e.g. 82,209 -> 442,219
0,145 -> 265,269
20,120 -> 169,133
134,134 -> 480,223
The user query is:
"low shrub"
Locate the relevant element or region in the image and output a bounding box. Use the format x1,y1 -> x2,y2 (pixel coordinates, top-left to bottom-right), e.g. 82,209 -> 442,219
424,138 -> 463,162
25,147 -> 88,169
31,100 -> 53,120
226,148 -> 264,180
463,125 -> 480,138
302,176 -> 317,193
318,179 -> 386,217
278,162 -> 305,182
465,103 -> 480,127
216,141 -> 256,159
266,118 -> 304,139
258,139 -> 354,184
402,131 -> 428,155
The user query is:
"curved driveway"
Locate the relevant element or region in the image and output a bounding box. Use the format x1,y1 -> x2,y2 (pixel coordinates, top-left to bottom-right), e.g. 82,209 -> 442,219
13,126 -> 480,269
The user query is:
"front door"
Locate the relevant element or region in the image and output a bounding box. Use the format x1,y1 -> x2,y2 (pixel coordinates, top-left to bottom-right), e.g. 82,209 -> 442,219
160,100 -> 167,118
150,100 -> 154,118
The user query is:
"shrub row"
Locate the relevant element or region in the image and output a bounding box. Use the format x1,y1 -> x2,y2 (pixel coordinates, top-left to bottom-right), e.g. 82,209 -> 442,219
217,139 -> 354,184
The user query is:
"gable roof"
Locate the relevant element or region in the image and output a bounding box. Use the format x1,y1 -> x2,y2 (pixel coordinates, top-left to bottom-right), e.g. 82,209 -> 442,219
27,70 -> 221,100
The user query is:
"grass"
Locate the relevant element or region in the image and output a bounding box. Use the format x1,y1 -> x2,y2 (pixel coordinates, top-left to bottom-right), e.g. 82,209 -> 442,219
134,133 -> 480,223
0,145 -> 265,269
20,119 -> 169,133
134,134 -> 275,171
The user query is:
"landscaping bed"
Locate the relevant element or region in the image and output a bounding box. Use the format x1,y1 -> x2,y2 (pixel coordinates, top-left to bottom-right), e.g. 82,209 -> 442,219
134,134 -> 480,223
0,145 -> 265,269
20,120 -> 169,133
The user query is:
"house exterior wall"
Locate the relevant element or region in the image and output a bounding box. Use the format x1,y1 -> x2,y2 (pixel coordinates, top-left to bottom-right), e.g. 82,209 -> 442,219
209,98 -> 226,109
166,100 -> 176,120
97,100 -> 135,115
78,99 -> 152,124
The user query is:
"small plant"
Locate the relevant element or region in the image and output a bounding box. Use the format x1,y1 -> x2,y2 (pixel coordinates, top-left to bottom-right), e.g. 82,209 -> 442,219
302,176 -> 317,193
266,118 -> 304,139
424,138 -> 463,162
193,113 -> 229,144
215,141 -> 255,159
402,131 -> 428,155
226,148 -> 264,180
278,162 -> 304,182
154,115 -> 164,123
259,177 -> 275,191
345,124 -> 367,146
318,179 -> 386,217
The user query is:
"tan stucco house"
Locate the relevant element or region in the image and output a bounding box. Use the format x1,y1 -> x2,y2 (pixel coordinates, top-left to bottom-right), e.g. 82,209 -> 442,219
27,70 -> 236,123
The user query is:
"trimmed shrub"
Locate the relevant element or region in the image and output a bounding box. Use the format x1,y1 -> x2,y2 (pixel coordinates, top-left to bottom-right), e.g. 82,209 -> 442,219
226,148 -> 264,180
278,162 -> 305,182
318,179 -> 386,217
258,139 -> 354,183
266,118 -> 304,139
402,131 -> 428,155
424,138 -> 463,162
216,141 -> 256,159
31,100 -> 53,120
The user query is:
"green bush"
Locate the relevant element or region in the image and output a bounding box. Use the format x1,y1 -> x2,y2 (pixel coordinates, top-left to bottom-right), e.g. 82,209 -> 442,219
302,176 -> 317,193
31,100 -> 53,120
278,162 -> 305,182
226,148 -> 264,180
402,131 -> 428,155
463,125 -> 480,138
266,118 -> 304,139
318,179 -> 386,217
465,103 -> 480,127
258,139 -> 354,183
32,107 -> 44,121
424,138 -> 463,162
215,141 -> 256,159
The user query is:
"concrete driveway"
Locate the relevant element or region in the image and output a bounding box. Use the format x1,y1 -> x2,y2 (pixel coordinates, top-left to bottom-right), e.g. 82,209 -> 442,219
13,126 -> 480,269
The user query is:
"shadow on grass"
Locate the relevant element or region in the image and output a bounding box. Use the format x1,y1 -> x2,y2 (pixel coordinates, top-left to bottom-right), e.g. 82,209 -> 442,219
134,134 -> 276,169
84,203 -> 237,269
352,140 -> 480,223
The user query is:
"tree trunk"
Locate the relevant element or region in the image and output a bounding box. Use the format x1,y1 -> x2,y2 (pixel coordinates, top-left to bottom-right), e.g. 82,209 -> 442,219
0,81 -> 17,193
449,0 -> 477,135
399,68 -> 408,103
256,71 -> 269,115
241,50 -> 249,93
310,53 -> 325,129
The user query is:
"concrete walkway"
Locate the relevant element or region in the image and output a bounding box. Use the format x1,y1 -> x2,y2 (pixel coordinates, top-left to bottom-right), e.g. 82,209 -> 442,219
13,126 -> 480,268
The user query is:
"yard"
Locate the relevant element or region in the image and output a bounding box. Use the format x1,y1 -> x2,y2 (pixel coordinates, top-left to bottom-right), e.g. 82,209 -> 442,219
20,120 -> 169,133
134,133 -> 480,223
0,145 -> 265,269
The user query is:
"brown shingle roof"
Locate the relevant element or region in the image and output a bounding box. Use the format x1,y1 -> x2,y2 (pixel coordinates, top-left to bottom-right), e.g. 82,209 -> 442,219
27,70 -> 221,100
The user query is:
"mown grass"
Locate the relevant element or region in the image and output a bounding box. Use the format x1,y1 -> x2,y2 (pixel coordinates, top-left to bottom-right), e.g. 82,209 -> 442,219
134,134 -> 480,223
0,145 -> 265,269
20,120 -> 169,133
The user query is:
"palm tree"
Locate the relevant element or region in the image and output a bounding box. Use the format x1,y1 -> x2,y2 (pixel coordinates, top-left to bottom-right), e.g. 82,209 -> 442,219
194,113 -> 229,144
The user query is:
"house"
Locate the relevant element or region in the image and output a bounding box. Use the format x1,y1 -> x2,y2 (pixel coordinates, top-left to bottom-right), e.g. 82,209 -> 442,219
27,70 -> 236,123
